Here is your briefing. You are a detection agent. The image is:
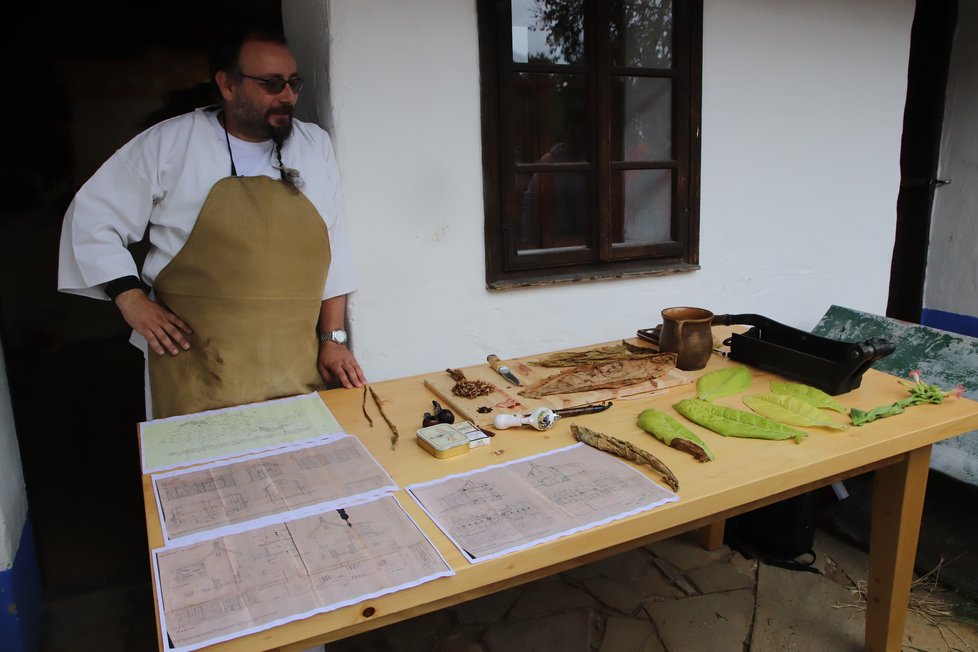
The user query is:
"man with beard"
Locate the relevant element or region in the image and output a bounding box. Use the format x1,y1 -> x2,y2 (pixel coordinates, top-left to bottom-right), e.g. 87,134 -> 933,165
58,27 -> 366,419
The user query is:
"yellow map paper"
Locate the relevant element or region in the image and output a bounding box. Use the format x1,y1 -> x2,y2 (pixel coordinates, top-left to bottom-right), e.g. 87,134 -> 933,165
139,393 -> 341,473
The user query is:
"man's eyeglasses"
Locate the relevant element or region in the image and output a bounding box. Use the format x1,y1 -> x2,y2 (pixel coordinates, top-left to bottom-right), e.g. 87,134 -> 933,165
238,73 -> 304,94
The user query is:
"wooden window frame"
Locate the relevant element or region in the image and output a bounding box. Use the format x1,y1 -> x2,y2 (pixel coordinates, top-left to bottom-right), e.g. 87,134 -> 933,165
478,0 -> 703,289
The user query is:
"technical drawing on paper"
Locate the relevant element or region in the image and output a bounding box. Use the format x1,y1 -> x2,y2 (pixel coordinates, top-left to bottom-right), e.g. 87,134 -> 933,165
156,495 -> 453,650
408,443 -> 677,562
139,392 -> 342,473
155,435 -> 396,541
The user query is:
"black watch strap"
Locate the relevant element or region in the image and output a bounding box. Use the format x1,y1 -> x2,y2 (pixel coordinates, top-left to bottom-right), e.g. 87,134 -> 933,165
105,276 -> 147,300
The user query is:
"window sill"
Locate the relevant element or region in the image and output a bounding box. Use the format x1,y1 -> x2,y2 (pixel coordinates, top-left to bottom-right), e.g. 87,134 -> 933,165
487,262 -> 700,290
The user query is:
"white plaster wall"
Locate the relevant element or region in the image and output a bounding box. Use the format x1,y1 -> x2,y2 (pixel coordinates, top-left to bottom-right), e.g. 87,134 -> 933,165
0,340 -> 28,569
314,0 -> 912,382
924,0 -> 978,317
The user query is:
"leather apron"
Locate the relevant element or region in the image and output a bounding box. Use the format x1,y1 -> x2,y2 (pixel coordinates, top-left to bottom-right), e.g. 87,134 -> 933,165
148,175 -> 330,418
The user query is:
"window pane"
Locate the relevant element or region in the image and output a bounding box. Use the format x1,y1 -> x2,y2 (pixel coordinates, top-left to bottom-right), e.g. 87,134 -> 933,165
511,0 -> 584,65
613,169 -> 672,246
511,73 -> 588,164
517,171 -> 589,250
610,0 -> 673,69
613,76 -> 672,162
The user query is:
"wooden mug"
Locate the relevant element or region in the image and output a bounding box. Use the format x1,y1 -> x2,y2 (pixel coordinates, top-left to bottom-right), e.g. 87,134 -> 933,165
659,307 -> 715,371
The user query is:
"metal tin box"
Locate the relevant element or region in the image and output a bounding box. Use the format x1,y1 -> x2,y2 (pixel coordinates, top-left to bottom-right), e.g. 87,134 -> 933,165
417,423 -> 470,458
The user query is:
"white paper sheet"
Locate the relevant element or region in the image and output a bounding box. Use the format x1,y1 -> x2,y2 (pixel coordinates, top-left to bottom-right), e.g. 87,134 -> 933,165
153,435 -> 398,544
407,443 -> 678,562
154,494 -> 453,651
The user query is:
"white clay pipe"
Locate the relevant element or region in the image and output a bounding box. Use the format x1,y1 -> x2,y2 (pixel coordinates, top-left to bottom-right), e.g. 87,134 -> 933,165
493,407 -> 561,431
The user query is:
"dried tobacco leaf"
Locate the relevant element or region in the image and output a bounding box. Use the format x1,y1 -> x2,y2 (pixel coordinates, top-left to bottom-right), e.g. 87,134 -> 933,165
674,398 -> 807,443
623,340 -> 661,354
770,382 -> 848,414
519,353 -> 678,398
637,408 -> 715,462
696,366 -> 752,401
571,423 -> 679,491
743,394 -> 848,430
529,341 -> 661,367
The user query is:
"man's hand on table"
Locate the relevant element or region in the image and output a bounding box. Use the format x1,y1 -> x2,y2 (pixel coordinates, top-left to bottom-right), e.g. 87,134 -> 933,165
319,341 -> 367,388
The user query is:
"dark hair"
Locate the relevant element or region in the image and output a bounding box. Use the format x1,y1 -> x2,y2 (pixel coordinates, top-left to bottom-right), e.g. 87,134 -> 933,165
207,26 -> 288,82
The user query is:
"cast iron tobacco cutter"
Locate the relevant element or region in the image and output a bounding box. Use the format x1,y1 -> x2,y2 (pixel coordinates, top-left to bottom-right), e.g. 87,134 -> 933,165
713,313 -> 896,396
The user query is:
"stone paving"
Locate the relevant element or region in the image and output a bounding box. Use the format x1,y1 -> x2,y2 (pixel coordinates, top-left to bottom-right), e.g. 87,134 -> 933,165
320,528 -> 978,652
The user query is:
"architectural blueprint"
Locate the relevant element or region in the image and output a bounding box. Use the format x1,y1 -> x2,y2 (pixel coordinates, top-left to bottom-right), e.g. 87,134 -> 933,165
407,443 -> 678,562
154,436 -> 397,542
139,392 -> 342,472
154,494 -> 453,651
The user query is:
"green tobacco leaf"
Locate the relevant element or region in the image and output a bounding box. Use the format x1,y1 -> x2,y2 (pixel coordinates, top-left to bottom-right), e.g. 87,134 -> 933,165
770,382 -> 848,414
850,403 -> 906,426
696,366 -> 752,401
637,408 -> 715,461
674,398 -> 807,443
743,394 -> 848,430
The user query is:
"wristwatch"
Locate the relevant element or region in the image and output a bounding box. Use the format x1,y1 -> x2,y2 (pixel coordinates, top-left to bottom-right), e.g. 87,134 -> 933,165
318,329 -> 348,345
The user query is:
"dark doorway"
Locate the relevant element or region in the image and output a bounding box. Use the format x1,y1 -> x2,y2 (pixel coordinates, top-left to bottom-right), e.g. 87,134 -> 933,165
886,0 -> 957,323
1,3 -> 281,649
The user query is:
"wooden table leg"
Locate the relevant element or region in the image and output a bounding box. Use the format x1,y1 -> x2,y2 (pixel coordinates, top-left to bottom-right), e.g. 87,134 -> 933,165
697,519 -> 725,550
865,445 -> 932,652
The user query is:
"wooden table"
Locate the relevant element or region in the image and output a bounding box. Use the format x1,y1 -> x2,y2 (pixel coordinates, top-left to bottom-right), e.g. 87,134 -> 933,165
142,340 -> 978,652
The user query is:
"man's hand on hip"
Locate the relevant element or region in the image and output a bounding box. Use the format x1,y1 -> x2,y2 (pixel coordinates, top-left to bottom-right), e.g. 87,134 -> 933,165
114,289 -> 193,356
318,342 -> 366,389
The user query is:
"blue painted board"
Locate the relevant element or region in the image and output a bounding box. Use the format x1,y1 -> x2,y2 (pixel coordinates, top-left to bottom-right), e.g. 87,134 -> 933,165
0,518 -> 42,652
813,304 -> 978,485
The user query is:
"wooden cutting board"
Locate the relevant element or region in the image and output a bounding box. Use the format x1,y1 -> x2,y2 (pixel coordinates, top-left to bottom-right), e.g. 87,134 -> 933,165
422,348 -> 692,428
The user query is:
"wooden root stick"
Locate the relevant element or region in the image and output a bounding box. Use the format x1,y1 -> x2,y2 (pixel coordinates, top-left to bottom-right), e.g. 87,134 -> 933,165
367,385 -> 399,449
362,386 -> 374,427
571,424 -> 680,492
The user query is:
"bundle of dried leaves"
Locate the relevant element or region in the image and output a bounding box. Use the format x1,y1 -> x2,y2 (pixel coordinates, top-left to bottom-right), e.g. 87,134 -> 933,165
572,423 -> 679,492
519,353 -> 678,399
529,340 -> 660,367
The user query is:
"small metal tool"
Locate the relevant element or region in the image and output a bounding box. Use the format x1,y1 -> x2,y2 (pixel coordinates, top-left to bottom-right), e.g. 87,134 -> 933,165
487,354 -> 521,385
553,401 -> 613,418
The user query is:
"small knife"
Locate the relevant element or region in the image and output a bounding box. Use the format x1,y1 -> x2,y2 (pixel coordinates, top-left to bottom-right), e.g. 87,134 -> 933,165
553,401 -> 613,418
487,354 -> 521,386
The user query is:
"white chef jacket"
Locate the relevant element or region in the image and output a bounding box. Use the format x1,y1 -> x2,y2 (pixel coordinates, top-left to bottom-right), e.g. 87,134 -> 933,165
58,106 -> 356,303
